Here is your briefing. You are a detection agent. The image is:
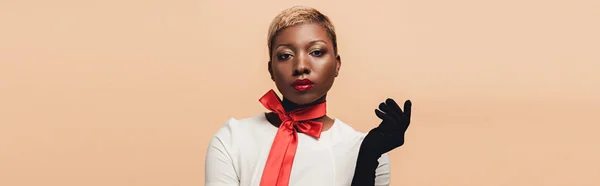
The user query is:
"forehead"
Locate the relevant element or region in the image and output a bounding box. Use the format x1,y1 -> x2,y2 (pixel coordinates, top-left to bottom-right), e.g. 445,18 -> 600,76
273,23 -> 331,46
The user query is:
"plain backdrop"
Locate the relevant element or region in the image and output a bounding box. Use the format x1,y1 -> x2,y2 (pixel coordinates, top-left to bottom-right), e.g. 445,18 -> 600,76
1,0 -> 599,185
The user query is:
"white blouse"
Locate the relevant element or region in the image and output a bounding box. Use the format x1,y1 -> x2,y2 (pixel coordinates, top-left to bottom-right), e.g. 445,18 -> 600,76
205,113 -> 390,186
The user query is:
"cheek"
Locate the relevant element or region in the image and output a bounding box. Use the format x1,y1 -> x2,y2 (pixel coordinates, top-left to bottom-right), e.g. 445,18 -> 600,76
272,65 -> 290,82
316,60 -> 338,78
271,63 -> 285,76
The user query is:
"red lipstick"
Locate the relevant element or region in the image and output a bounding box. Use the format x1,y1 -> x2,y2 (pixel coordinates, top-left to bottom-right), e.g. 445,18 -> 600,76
292,79 -> 314,92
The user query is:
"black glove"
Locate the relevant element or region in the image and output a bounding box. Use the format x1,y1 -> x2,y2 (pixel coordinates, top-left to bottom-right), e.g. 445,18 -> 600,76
351,98 -> 412,186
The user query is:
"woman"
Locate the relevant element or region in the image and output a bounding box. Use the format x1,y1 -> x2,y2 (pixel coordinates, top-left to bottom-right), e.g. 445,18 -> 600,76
205,6 -> 412,186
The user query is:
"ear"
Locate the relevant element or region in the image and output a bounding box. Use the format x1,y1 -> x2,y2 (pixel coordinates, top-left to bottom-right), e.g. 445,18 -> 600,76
335,55 -> 341,77
268,60 -> 274,81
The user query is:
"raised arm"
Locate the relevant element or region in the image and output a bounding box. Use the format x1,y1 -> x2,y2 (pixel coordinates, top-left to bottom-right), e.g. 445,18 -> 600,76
352,98 -> 412,186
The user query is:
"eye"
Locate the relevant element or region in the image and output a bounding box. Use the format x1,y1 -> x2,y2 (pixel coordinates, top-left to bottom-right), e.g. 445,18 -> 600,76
278,53 -> 293,60
310,49 -> 324,57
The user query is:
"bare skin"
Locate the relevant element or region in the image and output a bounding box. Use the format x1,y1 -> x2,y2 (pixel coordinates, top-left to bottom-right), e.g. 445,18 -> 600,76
266,22 -> 341,131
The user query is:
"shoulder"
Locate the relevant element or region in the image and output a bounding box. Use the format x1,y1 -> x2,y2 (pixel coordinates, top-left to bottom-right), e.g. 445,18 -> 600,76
214,113 -> 264,132
331,119 -> 392,161
330,118 -> 369,142
211,113 -> 275,144
333,120 -> 391,166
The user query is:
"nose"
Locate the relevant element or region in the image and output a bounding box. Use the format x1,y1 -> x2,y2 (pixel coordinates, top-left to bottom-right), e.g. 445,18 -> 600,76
292,53 -> 311,76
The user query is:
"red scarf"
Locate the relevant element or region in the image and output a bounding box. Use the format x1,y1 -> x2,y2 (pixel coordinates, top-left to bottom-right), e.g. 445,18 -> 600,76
258,89 -> 326,186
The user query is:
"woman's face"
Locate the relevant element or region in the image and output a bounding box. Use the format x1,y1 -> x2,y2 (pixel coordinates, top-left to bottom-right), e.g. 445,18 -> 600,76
269,22 -> 341,105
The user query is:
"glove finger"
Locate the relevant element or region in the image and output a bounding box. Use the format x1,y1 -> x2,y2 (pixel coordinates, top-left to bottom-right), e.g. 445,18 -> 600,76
376,110 -> 399,131
404,100 -> 412,124
375,109 -> 394,125
384,98 -> 403,122
378,102 -> 399,129
385,98 -> 403,115
378,102 -> 389,113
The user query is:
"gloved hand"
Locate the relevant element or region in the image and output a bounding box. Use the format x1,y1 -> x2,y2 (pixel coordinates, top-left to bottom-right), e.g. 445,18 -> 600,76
351,98 -> 412,186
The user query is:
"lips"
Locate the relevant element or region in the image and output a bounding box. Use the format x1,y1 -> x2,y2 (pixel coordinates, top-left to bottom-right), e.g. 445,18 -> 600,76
292,79 -> 314,92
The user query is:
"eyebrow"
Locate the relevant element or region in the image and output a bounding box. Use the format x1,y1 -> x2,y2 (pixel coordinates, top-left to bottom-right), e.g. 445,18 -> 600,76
309,40 -> 328,45
275,40 -> 328,50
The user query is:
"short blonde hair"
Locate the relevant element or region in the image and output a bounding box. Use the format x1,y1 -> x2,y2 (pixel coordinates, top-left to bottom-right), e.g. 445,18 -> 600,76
267,6 -> 338,59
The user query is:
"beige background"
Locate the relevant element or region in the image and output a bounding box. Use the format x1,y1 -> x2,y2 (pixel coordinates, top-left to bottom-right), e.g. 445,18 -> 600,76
1,0 -> 599,185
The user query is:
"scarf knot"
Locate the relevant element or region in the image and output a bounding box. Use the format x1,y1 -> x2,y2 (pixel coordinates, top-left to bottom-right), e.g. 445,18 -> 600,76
258,89 -> 327,186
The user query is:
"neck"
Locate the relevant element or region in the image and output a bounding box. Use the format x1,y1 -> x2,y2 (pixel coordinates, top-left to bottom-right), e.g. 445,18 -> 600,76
281,95 -> 326,112
265,93 -> 335,131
